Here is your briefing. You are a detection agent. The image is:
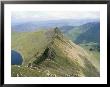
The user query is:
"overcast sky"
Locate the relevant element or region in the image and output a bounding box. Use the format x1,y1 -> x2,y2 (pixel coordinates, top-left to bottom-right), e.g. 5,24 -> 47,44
12,11 -> 100,23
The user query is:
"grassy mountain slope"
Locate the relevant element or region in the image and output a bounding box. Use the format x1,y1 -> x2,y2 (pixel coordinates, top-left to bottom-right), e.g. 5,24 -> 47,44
11,28 -> 100,77
64,22 -> 100,44
12,30 -> 50,65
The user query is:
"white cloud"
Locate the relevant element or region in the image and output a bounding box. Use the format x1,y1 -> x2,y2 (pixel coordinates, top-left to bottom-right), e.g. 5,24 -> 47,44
45,11 -> 99,20
12,11 -> 100,23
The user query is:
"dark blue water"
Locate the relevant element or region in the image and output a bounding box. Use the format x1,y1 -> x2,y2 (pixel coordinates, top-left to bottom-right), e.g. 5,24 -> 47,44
11,50 -> 23,65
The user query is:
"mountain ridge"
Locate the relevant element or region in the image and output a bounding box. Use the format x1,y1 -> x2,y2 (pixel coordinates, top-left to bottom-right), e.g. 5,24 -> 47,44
11,27 -> 100,77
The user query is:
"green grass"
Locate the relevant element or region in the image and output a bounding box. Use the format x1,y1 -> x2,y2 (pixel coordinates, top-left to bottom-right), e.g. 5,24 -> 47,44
79,43 -> 100,71
12,30 -> 50,65
65,26 -> 88,42
11,29 -> 100,77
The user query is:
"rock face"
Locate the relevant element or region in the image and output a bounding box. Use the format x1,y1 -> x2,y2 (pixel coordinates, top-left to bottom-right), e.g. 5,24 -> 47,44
32,46 -> 54,64
32,43 -> 56,65
43,47 -> 56,59
32,28 -> 62,64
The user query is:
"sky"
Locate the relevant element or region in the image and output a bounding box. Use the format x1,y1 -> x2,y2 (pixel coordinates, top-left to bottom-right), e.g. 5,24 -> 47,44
11,11 -> 100,24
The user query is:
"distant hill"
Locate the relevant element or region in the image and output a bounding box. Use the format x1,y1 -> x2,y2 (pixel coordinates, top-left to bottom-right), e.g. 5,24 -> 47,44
11,28 -> 100,77
60,26 -> 74,33
12,19 -> 99,32
75,22 -> 100,44
64,22 -> 100,44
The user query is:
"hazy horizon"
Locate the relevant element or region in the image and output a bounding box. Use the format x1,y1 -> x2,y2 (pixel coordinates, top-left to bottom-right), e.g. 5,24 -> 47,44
11,11 -> 100,25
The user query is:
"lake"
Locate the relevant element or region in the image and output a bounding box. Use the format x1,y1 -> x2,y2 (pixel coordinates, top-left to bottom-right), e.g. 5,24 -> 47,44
11,50 -> 23,65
